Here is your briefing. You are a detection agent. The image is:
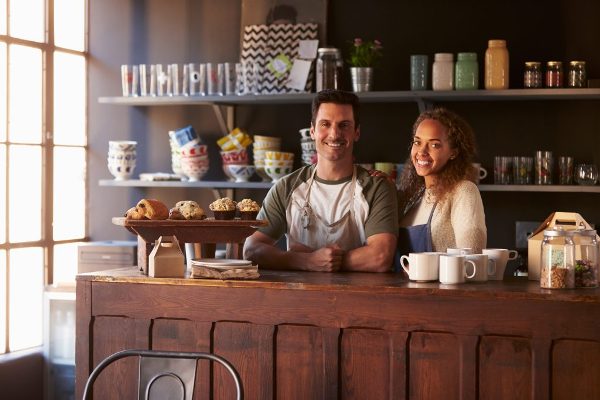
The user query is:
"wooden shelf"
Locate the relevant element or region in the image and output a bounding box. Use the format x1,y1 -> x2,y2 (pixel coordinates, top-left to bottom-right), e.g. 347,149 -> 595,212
99,179 -> 272,190
98,88 -> 600,107
99,179 -> 600,193
478,184 -> 600,193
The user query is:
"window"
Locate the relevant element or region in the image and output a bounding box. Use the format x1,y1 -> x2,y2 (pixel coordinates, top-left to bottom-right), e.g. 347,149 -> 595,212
0,0 -> 88,354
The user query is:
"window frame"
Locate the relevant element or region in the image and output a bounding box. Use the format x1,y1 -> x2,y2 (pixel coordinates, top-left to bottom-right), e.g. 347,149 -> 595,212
0,0 -> 89,354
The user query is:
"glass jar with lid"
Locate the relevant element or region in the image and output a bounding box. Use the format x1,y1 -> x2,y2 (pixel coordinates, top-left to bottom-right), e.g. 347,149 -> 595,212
545,61 -> 563,88
484,39 -> 509,89
571,228 -> 598,288
540,227 -> 575,289
567,61 -> 587,88
455,52 -> 479,90
316,47 -> 342,92
523,61 -> 542,88
432,53 -> 454,91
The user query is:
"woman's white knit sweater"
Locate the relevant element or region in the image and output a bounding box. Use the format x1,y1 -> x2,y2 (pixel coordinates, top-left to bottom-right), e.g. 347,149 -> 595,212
399,180 -> 487,252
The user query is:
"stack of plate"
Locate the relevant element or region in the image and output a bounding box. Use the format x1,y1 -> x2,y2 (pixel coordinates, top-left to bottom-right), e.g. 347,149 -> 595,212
190,258 -> 259,279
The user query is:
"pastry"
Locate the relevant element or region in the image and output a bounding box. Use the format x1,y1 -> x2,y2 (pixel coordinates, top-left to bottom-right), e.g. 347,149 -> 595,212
135,198 -> 169,220
174,200 -> 206,220
236,198 -> 261,220
125,206 -> 145,220
209,197 -> 237,220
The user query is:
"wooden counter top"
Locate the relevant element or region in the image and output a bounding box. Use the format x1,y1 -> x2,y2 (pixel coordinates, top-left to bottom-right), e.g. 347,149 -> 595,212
77,266 -> 600,303
77,267 -> 600,399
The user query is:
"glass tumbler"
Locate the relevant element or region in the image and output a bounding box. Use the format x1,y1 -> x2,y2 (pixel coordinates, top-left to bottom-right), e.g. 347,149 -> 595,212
535,150 -> 553,184
575,164 -> 599,185
513,156 -> 533,184
494,156 -> 513,184
558,156 -> 574,185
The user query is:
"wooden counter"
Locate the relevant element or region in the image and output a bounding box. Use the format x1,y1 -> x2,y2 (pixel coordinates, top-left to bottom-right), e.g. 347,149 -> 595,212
76,268 -> 600,399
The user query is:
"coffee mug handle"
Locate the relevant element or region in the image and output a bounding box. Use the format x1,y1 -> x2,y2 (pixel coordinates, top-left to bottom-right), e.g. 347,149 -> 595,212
507,250 -> 518,260
487,259 -> 497,276
400,255 -> 410,275
479,167 -> 488,180
464,260 -> 477,279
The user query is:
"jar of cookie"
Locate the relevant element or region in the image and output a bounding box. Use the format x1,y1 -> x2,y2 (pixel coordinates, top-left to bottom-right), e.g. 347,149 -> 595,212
540,228 -> 575,289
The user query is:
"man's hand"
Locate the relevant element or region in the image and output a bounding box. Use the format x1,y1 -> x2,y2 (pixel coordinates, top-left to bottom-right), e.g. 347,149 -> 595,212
305,245 -> 344,272
368,169 -> 396,185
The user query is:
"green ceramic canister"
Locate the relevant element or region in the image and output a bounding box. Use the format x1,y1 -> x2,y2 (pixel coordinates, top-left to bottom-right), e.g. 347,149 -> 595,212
455,52 -> 479,90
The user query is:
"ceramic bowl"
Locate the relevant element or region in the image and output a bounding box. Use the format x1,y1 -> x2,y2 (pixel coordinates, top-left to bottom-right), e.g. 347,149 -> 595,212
180,144 -> 208,157
265,165 -> 293,182
108,162 -> 136,180
253,135 -> 282,150
108,140 -> 137,152
227,164 -> 256,182
220,149 -> 248,164
181,164 -> 209,182
265,151 -> 294,161
298,128 -> 312,140
264,158 -> 294,169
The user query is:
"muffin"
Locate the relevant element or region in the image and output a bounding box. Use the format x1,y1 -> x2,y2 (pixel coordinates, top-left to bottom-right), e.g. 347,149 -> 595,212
209,197 -> 237,220
236,198 -> 261,220
174,200 -> 206,220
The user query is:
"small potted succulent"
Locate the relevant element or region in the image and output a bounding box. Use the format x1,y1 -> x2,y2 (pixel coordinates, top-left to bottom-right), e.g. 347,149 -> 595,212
347,38 -> 383,92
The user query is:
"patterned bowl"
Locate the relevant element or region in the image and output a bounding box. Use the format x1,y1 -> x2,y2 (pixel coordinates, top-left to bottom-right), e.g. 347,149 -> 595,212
264,165 -> 293,182
226,164 -> 256,183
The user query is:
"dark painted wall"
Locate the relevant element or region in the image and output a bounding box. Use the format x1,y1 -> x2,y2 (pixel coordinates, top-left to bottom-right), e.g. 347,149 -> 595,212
89,0 -> 600,252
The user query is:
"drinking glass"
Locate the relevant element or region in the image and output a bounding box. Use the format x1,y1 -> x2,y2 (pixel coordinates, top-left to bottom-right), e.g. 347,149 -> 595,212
575,164 -> 598,185
558,156 -> 574,184
494,156 -> 512,184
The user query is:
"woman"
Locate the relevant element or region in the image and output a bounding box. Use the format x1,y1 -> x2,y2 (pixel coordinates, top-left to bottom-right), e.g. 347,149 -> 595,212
397,107 -> 486,255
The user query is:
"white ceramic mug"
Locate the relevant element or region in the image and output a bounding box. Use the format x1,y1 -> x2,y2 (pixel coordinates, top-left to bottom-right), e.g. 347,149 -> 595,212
471,163 -> 488,184
439,255 -> 477,284
447,247 -> 474,255
482,248 -> 518,280
400,252 -> 440,282
465,254 -> 496,282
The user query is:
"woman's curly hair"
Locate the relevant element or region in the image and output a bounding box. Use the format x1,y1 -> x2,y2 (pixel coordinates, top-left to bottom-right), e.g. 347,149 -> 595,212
398,107 -> 478,216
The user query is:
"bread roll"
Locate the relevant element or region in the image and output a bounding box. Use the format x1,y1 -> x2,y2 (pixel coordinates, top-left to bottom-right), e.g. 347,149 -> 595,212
136,199 -> 169,220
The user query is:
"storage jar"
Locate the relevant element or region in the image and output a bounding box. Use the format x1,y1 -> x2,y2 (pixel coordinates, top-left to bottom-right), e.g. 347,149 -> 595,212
567,61 -> 587,88
455,52 -> 479,90
316,47 -> 343,91
523,61 -> 542,88
432,53 -> 454,91
545,61 -> 563,88
484,39 -> 509,89
571,229 -> 598,288
540,228 -> 575,289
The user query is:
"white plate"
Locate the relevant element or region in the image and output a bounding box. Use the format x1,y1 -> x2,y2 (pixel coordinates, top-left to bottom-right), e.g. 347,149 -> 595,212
190,258 -> 253,269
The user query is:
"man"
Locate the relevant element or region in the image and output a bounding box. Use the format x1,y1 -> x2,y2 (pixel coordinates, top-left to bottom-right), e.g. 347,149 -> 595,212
243,89 -> 398,272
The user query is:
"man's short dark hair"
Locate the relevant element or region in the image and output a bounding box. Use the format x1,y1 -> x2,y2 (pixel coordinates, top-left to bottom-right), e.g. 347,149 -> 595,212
311,89 -> 360,128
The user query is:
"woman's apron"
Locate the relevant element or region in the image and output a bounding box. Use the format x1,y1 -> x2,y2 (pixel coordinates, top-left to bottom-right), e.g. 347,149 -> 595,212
287,167 -> 364,251
394,201 -> 437,271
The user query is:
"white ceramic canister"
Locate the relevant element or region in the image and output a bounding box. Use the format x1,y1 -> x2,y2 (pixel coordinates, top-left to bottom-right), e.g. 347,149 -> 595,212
432,53 -> 454,91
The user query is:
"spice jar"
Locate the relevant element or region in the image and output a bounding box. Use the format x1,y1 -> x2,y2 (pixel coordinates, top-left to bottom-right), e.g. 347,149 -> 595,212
545,61 -> 563,88
571,229 -> 598,288
485,39 -> 509,89
316,47 -> 342,91
432,53 -> 454,91
567,61 -> 587,88
523,61 -> 542,88
540,228 -> 575,289
455,52 -> 479,90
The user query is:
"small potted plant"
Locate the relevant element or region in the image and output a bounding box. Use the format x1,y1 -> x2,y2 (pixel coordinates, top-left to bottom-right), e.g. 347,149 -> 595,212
347,38 -> 383,92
